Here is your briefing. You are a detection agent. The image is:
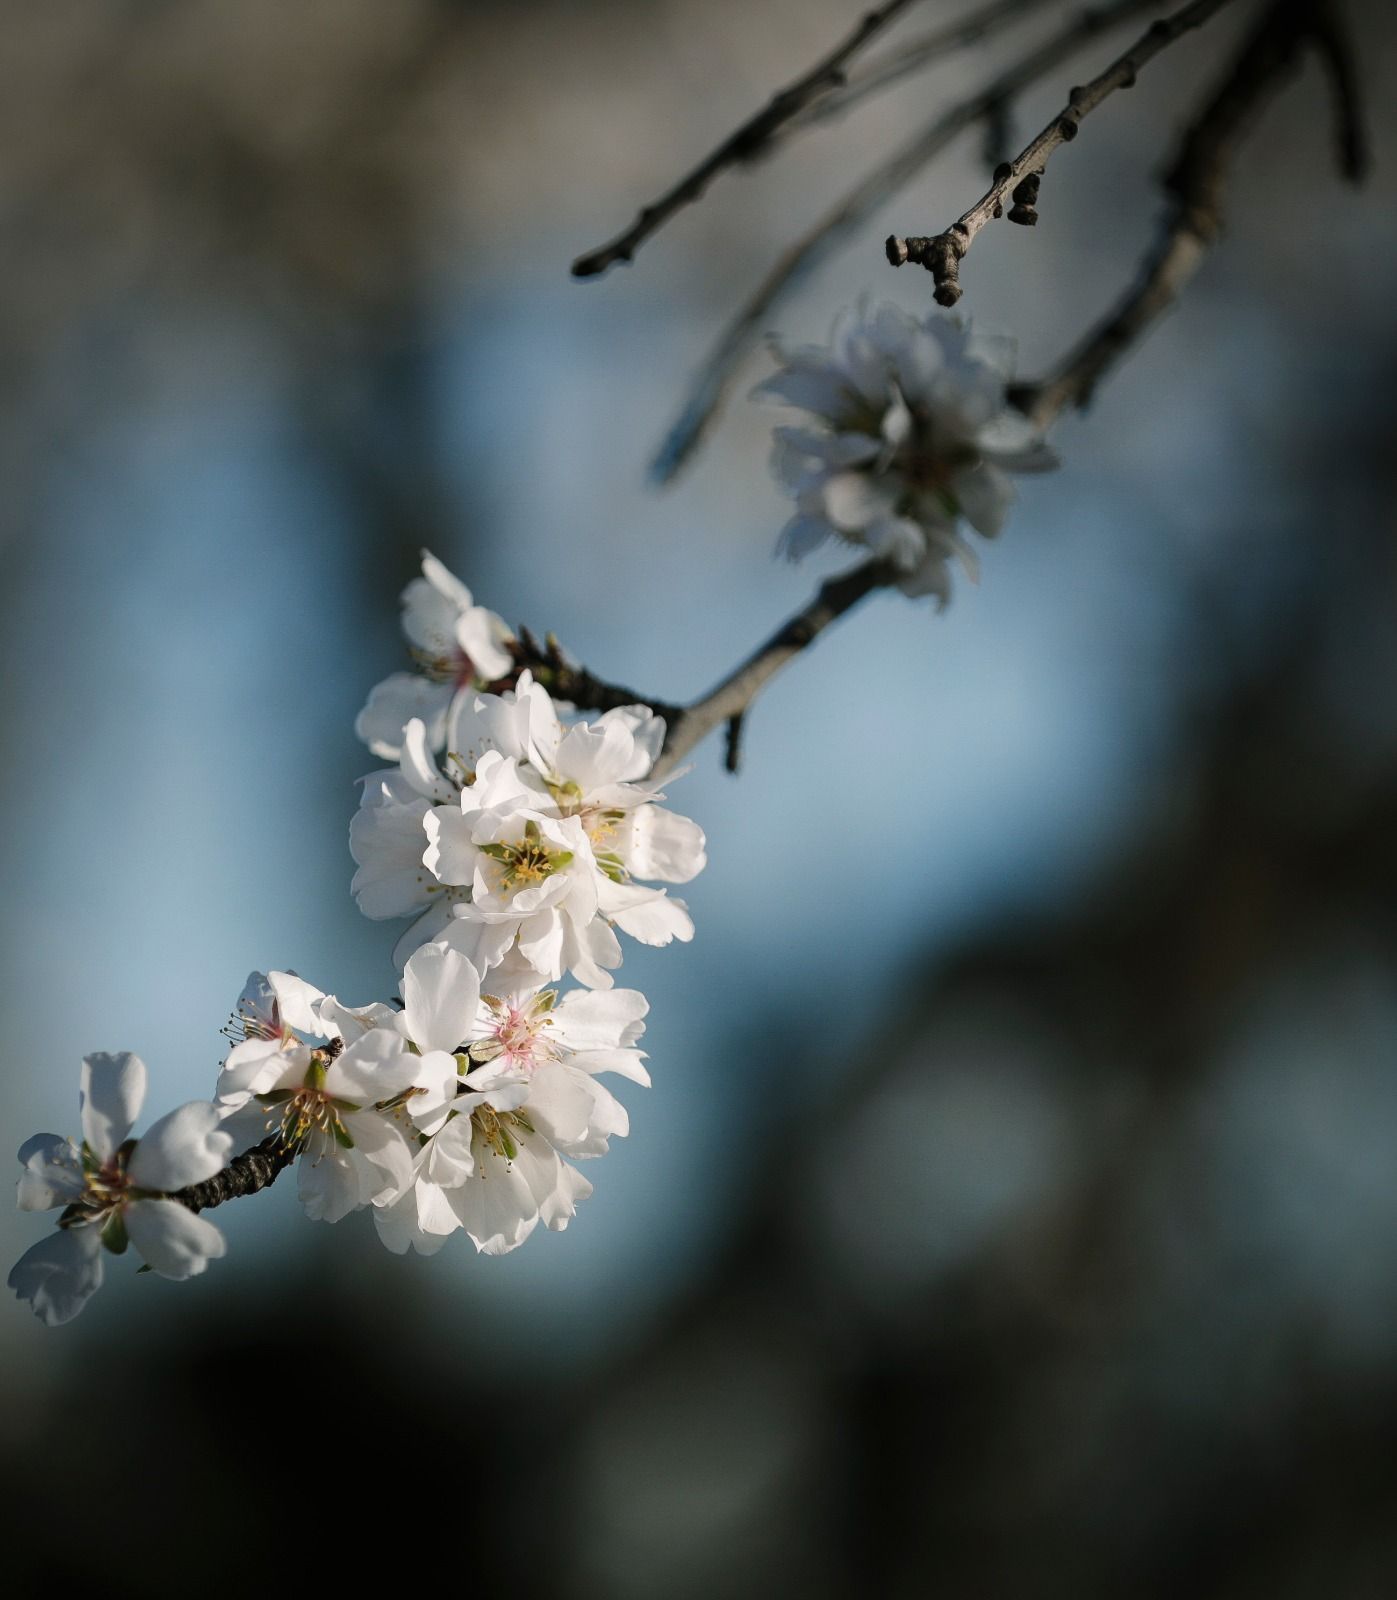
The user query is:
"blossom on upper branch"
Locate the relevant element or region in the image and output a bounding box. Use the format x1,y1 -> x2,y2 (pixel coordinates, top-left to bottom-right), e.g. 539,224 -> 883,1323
755,302 -> 1055,602
354,551 -> 514,760
9,1052 -> 233,1325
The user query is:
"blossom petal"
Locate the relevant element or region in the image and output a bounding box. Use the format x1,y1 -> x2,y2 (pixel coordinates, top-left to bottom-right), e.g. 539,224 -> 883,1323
402,943 -> 481,1057
8,1226 -> 104,1325
124,1199 -> 226,1280
80,1052 -> 147,1162
127,1102 -> 234,1193
16,1135 -> 86,1211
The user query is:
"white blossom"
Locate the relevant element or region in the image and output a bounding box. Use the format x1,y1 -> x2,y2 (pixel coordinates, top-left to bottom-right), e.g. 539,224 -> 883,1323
215,974 -> 419,1224
388,672 -> 704,983
355,551 -> 514,760
371,945 -> 647,1257
755,302 -> 1055,601
9,1052 -> 233,1325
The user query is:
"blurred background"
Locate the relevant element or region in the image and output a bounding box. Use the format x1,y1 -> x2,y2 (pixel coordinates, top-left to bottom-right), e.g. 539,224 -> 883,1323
1,0 -> 1395,1593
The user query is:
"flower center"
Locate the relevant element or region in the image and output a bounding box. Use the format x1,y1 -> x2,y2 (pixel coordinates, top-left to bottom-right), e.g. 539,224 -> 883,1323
473,992 -> 562,1073
479,820 -> 573,894
470,1104 -> 534,1163
257,1060 -> 359,1150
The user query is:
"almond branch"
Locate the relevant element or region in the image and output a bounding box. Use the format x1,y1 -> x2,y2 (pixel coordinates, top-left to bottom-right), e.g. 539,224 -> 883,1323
887,0 -> 1240,304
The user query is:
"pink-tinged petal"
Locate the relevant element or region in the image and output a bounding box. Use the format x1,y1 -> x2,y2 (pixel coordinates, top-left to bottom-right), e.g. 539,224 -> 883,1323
127,1102 -> 234,1192
80,1052 -> 147,1162
9,1225 -> 104,1324
16,1135 -> 86,1211
402,943 -> 481,1057
124,1199 -> 226,1280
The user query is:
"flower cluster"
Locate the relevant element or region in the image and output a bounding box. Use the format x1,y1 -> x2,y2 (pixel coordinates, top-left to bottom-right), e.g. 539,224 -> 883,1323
11,553 -> 704,1323
756,302 -> 1055,602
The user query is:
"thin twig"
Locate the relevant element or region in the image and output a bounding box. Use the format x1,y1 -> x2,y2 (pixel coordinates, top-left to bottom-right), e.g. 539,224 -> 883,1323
650,558 -> 898,781
773,0 -> 1063,143
571,0 -> 924,279
888,0 -> 1240,304
1308,0 -> 1369,182
1015,0 -> 1366,427
650,0 -> 1161,483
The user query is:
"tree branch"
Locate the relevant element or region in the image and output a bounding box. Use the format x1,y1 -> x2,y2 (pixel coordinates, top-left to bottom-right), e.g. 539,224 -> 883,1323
171,1133 -> 302,1214
649,0 -> 1163,485
887,0 -> 1239,305
1014,0 -> 1367,427
571,0 -> 924,280
771,0 -> 1061,145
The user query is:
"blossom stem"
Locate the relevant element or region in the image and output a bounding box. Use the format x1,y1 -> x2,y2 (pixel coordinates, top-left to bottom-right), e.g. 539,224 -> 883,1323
170,1132 -> 304,1214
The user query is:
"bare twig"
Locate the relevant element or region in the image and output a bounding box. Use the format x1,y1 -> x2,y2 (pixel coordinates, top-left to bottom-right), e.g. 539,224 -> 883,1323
571,0 -> 924,279
651,559 -> 897,780
774,0 -> 1062,142
888,0 -> 1239,305
650,0 -> 1161,483
1308,0 -> 1369,182
1015,0 -> 1367,427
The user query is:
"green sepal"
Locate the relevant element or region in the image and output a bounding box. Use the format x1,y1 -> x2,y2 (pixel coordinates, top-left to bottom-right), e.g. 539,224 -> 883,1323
551,851 -> 574,870
331,1119 -> 356,1151
499,1128 -> 518,1162
100,1210 -> 129,1255
479,842 -> 511,862
305,1058 -> 328,1092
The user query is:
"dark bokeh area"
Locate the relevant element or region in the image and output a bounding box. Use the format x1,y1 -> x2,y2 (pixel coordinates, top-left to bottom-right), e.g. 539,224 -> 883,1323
2,2 -> 1396,1595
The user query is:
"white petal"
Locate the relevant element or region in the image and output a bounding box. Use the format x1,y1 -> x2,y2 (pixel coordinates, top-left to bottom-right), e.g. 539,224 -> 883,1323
820,470 -> 900,534
455,607 -> 514,682
124,1199 -> 226,1280
8,1226 -> 104,1324
552,987 -> 648,1050
128,1102 -> 234,1192
620,805 -> 707,884
16,1135 -> 86,1211
296,1136 -> 362,1223
447,1143 -> 540,1255
354,673 -> 452,760
80,1052 -> 146,1161
329,1029 -> 419,1102
401,718 -> 455,803
402,943 -> 482,1056
267,972 -> 328,1039
950,461 -> 1015,538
